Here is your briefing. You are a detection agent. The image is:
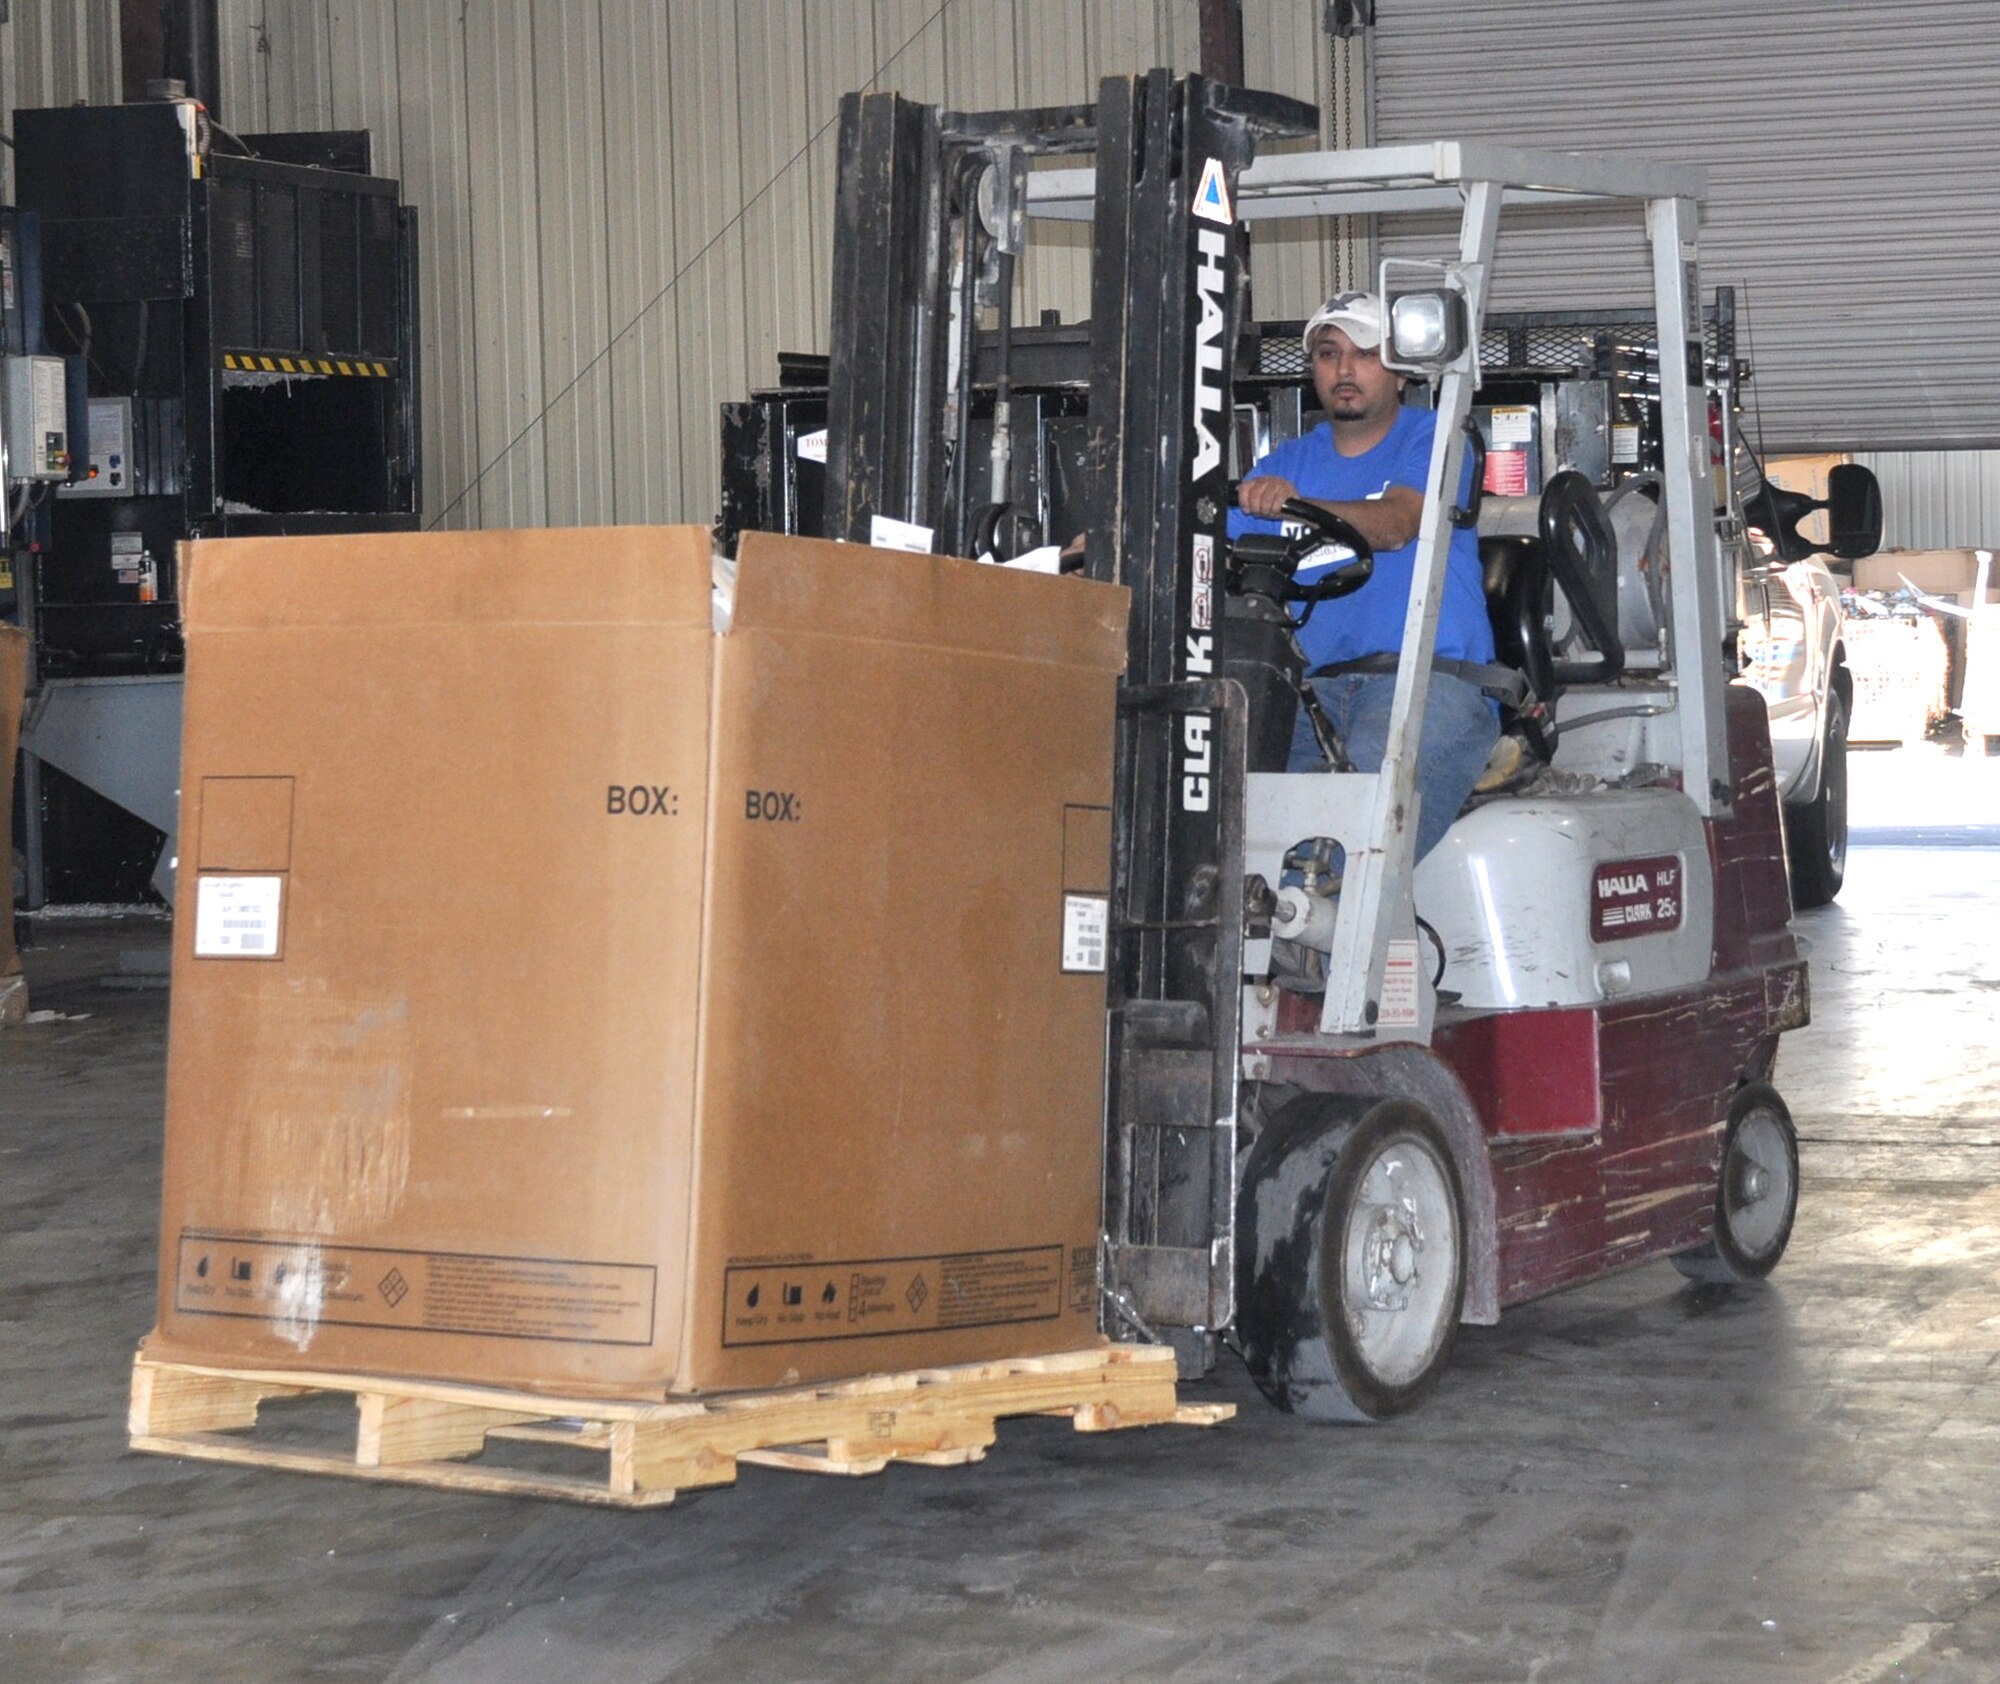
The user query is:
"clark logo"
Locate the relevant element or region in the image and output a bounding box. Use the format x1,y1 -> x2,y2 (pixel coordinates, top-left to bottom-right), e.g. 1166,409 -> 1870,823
606,784 -> 678,817
1182,638 -> 1214,813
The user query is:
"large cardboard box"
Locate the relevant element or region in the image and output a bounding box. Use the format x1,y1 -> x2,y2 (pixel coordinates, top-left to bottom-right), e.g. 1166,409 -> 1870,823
1764,453 -> 1852,504
1,625 -> 24,1012
146,527 -> 1128,1398
1853,547 -> 2000,604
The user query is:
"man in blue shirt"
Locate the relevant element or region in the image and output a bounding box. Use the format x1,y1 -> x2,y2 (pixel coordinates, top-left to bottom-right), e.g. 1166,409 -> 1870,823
1230,290 -> 1499,859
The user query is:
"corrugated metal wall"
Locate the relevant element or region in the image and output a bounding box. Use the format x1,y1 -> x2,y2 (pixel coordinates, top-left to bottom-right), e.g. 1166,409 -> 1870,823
205,1 -> 1350,532
1858,452 -> 2000,551
1370,0 -> 2000,456
12,7 -> 1992,549
1,1 -> 123,197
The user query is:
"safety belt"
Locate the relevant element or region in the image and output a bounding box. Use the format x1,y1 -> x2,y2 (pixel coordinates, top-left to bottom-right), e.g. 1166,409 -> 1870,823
1306,652 -> 1529,708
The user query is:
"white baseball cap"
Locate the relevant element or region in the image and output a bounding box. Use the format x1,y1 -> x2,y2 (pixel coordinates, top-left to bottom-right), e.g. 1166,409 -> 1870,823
1301,290 -> 1384,354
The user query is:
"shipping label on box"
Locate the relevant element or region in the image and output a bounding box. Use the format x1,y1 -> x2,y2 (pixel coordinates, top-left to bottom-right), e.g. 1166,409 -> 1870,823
1061,894 -> 1109,973
192,873 -> 285,958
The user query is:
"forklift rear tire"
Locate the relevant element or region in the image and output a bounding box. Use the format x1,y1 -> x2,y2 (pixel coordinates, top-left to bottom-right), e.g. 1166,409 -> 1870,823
1236,1095 -> 1466,1423
1672,1084 -> 1799,1285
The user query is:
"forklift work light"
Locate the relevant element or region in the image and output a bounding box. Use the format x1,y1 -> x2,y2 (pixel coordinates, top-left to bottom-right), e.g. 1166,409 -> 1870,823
1388,290 -> 1467,366
1378,257 -> 1474,376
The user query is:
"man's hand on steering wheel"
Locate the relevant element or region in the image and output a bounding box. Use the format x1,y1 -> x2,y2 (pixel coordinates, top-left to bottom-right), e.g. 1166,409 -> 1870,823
1236,479 -> 1377,568
1236,474 -> 1301,523
1227,482 -> 1377,618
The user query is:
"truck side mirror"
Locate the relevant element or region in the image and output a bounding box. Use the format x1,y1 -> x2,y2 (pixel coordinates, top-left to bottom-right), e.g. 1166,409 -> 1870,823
1825,463 -> 1883,561
1741,479 -> 1820,564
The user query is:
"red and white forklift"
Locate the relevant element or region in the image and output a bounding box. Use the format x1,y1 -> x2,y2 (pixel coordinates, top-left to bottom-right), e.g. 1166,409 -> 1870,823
788,72 -> 1881,1422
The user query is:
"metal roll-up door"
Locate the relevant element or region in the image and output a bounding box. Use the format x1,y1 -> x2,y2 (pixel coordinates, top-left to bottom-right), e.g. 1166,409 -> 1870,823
1369,0 -> 2000,452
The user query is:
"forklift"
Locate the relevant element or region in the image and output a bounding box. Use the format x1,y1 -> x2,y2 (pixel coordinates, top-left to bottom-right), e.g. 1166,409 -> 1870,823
776,73 -> 1879,1421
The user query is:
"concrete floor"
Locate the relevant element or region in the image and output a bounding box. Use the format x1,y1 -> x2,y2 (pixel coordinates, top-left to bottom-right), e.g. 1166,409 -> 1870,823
3,746 -> 1998,1683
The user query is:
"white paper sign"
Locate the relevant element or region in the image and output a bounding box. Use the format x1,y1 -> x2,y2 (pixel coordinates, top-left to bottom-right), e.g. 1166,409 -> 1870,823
869,514 -> 934,554
1061,895 -> 1109,974
194,874 -> 285,958
796,427 -> 828,464
1378,938 -> 1421,1028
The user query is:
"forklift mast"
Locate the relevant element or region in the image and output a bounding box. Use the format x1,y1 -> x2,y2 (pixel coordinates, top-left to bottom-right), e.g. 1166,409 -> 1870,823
823,73 -> 1313,1363
803,86 -> 1819,1417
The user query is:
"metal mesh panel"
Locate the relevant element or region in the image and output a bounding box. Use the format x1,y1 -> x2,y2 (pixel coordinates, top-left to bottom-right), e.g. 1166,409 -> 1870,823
1252,334 -> 1310,379
319,190 -> 360,352
1480,313 -> 1729,377
255,185 -> 301,351
212,179 -> 257,347
359,195 -> 401,357
1246,310 -> 1730,383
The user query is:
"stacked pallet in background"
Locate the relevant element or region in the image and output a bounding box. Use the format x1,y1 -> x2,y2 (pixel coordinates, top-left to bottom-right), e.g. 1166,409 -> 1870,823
1959,557 -> 2000,750
1842,613 -> 1950,746
1852,548 -> 1999,742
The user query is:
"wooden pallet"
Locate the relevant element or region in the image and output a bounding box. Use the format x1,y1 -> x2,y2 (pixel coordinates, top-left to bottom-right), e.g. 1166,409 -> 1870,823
128,1343 -> 1231,1509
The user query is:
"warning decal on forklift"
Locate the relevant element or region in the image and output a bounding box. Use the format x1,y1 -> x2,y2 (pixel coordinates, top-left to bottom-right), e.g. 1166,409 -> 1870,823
1190,534 -> 1215,631
1379,939 -> 1421,1028
1192,156 -> 1233,225
1061,894 -> 1109,973
722,1246 -> 1065,1347
1590,854 -> 1684,942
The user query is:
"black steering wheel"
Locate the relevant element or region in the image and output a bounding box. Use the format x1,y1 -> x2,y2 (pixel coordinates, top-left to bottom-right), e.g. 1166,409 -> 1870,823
1226,487 -> 1376,624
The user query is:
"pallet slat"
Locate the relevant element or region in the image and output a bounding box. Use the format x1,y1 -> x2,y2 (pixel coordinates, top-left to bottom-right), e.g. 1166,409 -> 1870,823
128,1362 -> 309,1436
357,1394 -> 546,1468
128,1343 -> 1231,1509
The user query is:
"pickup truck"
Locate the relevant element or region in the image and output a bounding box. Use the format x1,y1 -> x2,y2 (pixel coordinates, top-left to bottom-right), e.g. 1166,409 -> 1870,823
1732,441 -> 1880,908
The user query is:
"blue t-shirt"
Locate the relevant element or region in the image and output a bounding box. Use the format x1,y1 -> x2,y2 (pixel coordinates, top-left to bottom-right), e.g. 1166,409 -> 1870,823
1227,405 -> 1495,673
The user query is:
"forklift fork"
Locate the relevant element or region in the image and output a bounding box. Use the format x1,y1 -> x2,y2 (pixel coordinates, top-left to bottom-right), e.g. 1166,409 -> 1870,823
1102,679 -> 1248,1370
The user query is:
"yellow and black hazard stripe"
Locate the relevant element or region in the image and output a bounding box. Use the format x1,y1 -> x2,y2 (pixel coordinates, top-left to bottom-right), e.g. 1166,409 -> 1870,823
221,352 -> 398,378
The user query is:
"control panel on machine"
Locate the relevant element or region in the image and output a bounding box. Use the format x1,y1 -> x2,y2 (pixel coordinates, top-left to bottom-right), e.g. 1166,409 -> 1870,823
2,352 -> 68,480
57,396 -> 134,499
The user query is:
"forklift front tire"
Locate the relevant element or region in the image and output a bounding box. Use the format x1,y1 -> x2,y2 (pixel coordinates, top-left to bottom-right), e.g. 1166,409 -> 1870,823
1236,1095 -> 1467,1423
1671,1083 -> 1800,1285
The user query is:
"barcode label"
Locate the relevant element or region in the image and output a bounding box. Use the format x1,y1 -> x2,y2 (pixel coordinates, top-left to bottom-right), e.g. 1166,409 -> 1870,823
193,875 -> 285,959
1061,894 -> 1109,974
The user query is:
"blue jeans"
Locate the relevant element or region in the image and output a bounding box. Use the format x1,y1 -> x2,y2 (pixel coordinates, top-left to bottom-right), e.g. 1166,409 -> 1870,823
1287,671 -> 1500,860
